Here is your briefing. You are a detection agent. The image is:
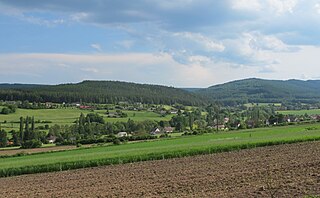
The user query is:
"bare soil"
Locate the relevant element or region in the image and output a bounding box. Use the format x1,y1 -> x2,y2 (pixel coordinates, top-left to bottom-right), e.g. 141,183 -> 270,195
0,145 -> 94,156
1,141 -> 320,197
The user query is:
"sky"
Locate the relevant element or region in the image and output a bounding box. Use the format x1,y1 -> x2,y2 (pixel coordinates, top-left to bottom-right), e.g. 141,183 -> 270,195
0,0 -> 320,87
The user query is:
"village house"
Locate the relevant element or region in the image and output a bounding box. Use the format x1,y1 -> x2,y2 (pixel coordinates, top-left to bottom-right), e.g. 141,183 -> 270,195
150,127 -> 161,135
45,102 -> 54,108
164,127 -> 174,133
117,132 -> 128,137
208,124 -> 226,130
215,124 -> 226,130
170,110 -> 178,114
47,135 -> 57,144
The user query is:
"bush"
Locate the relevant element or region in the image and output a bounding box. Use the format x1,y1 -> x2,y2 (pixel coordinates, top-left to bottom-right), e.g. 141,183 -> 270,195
160,134 -> 171,138
77,138 -> 105,145
56,140 -> 76,146
21,140 -> 42,149
1,107 -> 10,114
113,139 -> 121,145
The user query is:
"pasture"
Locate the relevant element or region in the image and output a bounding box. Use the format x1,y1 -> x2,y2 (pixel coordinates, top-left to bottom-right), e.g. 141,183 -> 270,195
277,109 -> 320,115
0,108 -> 173,131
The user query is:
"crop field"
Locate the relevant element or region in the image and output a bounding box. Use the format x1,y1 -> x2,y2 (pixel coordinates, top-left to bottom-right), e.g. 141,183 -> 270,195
1,123 -> 320,177
277,109 -> 320,115
0,141 -> 319,197
0,108 -> 173,131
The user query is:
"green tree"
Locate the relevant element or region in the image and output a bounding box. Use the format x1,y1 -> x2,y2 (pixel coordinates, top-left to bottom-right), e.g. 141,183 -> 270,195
19,117 -> 24,142
0,130 -> 7,147
24,116 -> 30,141
188,112 -> 194,130
1,107 -> 10,114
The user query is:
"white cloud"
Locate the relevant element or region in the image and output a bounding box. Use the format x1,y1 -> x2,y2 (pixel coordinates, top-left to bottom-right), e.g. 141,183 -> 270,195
116,40 -> 135,49
90,44 -> 102,52
1,0 -> 320,85
267,0 -> 298,14
232,0 -> 262,11
155,0 -> 196,9
188,55 -> 212,65
247,32 -> 299,52
81,67 -> 99,73
0,46 -> 319,86
259,65 -> 276,73
174,32 -> 225,52
154,31 -> 225,65
315,2 -> 320,13
71,12 -> 89,22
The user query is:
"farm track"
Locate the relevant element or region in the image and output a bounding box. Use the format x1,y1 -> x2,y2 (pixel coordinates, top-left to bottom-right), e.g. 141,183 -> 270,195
0,145 -> 88,156
1,141 -> 320,197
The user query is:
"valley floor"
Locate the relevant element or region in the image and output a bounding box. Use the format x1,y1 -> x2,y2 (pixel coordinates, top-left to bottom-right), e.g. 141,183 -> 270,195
1,141 -> 320,197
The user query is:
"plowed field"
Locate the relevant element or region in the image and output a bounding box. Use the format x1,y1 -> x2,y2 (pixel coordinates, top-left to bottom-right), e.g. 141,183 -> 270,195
1,141 -> 320,197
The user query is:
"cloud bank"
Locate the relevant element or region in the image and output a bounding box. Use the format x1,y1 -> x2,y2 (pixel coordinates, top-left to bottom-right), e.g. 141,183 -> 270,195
0,0 -> 319,86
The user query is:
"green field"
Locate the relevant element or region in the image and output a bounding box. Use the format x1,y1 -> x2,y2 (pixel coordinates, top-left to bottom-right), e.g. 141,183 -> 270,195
244,103 -> 282,108
277,109 -> 320,115
0,108 -> 173,131
1,123 -> 320,177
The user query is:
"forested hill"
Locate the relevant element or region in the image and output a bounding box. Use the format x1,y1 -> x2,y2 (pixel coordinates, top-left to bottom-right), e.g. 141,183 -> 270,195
192,78 -> 320,105
0,81 -> 207,105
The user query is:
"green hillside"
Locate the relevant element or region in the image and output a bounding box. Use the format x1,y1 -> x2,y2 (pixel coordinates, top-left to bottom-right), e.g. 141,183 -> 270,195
193,78 -> 320,105
0,81 -> 207,106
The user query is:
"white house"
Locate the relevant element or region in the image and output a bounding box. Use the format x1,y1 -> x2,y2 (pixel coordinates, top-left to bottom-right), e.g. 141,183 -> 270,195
47,135 -> 57,144
117,132 -> 128,137
150,128 -> 161,135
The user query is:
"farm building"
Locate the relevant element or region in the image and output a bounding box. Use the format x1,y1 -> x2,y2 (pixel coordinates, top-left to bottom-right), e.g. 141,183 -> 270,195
164,127 -> 174,133
47,135 -> 57,144
150,128 -> 161,135
117,132 -> 128,137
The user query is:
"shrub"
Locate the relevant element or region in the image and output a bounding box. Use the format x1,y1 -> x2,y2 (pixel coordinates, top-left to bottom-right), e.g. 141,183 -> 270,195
21,140 -> 42,149
113,139 -> 121,145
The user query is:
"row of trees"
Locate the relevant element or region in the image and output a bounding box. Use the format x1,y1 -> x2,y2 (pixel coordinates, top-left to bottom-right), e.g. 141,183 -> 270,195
49,113 -> 159,143
9,116 -> 46,148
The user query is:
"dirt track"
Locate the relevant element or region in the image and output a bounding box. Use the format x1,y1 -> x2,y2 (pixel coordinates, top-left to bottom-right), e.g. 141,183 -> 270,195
1,141 -> 320,197
0,145 -> 93,156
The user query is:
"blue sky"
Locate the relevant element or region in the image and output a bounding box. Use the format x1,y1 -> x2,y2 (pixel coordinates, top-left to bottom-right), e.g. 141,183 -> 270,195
0,0 -> 320,87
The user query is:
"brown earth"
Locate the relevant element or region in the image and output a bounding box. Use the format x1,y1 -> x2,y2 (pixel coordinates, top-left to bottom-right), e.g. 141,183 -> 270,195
1,141 -> 320,198
0,145 -> 92,156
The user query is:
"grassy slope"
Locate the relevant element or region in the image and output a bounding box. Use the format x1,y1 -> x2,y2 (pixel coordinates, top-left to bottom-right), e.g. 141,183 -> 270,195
195,78 -> 320,104
277,109 -> 320,116
0,108 -> 173,131
1,123 -> 320,171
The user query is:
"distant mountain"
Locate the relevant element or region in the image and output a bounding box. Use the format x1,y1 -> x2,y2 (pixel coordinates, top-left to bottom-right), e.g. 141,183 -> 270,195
2,78 -> 320,106
0,81 -> 207,106
180,88 -> 203,92
0,84 -> 44,89
193,78 -> 320,105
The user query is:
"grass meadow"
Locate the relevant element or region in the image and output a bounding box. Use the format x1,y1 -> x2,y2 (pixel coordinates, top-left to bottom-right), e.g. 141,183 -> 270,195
0,108 -> 173,132
1,123 -> 320,177
277,109 -> 320,116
